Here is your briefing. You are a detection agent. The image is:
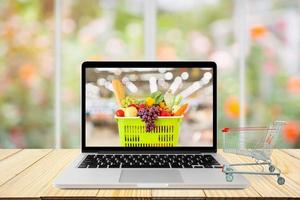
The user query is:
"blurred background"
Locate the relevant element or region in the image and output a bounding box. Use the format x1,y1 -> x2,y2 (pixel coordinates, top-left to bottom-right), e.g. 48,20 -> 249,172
0,0 -> 300,148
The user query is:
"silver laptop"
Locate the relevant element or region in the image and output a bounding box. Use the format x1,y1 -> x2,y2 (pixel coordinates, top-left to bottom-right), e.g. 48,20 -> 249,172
54,61 -> 249,188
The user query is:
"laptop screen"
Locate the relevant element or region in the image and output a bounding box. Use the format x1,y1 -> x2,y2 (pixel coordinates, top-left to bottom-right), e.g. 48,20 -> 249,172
84,63 -> 215,151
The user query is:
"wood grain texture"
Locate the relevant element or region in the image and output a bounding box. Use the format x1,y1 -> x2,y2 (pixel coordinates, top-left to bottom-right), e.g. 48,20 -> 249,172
40,149 -> 99,198
0,149 -> 299,199
151,189 -> 205,198
221,150 -> 300,198
0,149 -> 21,161
97,189 -> 151,198
0,149 -> 52,186
272,150 -> 300,186
205,150 -> 261,198
0,149 -> 97,198
281,149 -> 300,160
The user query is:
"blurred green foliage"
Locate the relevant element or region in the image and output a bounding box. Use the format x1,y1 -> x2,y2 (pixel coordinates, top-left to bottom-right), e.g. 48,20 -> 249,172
0,0 -> 299,148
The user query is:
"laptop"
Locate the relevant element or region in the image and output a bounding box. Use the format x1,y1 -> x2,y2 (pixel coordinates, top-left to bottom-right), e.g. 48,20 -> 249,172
54,61 -> 249,188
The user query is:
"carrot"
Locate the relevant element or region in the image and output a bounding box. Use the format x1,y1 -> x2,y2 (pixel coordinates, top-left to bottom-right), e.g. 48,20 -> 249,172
112,80 -> 125,107
174,103 -> 188,116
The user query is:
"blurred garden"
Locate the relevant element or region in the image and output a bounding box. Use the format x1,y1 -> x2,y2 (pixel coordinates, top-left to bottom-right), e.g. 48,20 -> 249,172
0,0 -> 300,148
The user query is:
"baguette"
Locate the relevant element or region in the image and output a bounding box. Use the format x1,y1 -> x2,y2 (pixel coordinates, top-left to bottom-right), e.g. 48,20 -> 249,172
112,79 -> 125,107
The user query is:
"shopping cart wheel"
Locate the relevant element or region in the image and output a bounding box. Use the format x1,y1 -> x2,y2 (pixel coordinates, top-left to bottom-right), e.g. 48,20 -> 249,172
225,167 -> 233,172
226,174 -> 234,182
269,165 -> 275,172
277,177 -> 285,185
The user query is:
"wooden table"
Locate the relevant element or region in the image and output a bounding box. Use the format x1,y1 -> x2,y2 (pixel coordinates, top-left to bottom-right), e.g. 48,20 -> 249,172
0,149 -> 299,199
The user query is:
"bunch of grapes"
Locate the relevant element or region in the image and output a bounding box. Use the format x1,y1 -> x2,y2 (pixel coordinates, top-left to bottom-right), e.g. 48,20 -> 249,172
138,106 -> 160,132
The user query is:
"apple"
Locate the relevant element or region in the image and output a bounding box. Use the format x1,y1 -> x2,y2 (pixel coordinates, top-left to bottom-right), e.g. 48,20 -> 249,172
160,110 -> 171,116
139,104 -> 146,109
115,109 -> 125,117
125,106 -> 138,117
128,104 -> 139,110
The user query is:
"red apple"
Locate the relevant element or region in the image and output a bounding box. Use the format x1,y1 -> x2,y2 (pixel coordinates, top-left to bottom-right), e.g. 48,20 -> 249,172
128,104 -> 139,110
160,110 -> 171,116
115,109 -> 125,117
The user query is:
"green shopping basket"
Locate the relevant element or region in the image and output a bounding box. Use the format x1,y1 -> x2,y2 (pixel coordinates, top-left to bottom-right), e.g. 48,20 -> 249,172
115,116 -> 183,147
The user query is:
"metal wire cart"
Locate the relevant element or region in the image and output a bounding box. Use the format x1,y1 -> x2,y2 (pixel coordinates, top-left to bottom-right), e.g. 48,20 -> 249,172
221,121 -> 286,185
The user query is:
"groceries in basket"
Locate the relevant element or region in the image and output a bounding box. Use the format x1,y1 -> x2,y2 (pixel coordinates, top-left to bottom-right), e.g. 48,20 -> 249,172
111,79 -> 188,147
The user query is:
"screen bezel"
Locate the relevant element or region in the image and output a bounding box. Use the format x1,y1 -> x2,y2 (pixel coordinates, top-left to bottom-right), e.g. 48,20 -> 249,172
81,61 -> 217,153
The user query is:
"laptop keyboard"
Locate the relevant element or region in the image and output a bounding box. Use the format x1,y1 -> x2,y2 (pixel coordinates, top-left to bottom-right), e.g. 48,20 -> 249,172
78,154 -> 222,168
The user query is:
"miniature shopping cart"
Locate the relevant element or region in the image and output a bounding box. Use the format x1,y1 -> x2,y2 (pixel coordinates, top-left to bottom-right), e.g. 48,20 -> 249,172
115,116 -> 182,147
221,121 -> 286,185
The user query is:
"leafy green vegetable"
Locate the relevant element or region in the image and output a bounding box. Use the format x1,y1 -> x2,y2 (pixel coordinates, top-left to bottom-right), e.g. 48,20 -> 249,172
164,90 -> 175,108
136,98 -> 145,104
174,95 -> 182,105
121,96 -> 137,107
151,91 -> 164,104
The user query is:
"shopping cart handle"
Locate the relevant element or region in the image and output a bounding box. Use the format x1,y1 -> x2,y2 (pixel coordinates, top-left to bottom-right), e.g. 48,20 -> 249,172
222,128 -> 230,133
222,127 -> 275,133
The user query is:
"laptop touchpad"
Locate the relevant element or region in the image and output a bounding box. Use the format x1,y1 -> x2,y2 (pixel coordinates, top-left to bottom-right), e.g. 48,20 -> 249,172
119,170 -> 183,183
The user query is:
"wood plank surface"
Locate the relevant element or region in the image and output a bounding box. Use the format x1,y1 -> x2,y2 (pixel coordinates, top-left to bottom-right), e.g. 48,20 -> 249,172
97,189 -> 151,198
0,149 -> 299,199
272,150 -> 300,185
39,149 -> 99,198
220,150 -> 300,198
151,189 -> 205,198
205,150 -> 261,198
0,149 -> 21,161
0,149 -> 97,198
281,149 -> 300,160
0,149 -> 52,186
